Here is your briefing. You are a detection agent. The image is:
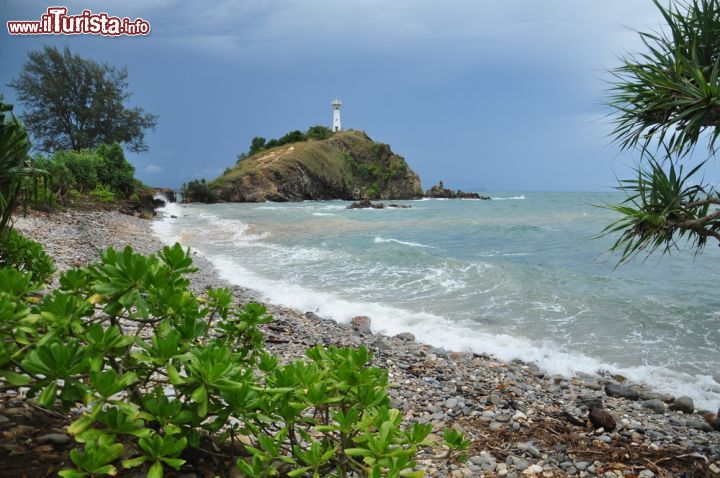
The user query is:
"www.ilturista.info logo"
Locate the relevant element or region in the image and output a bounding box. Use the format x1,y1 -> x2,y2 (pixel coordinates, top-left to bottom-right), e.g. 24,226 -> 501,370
7,7 -> 150,36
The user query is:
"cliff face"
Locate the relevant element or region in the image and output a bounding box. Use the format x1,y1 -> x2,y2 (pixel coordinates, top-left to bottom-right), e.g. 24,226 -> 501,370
206,131 -> 423,202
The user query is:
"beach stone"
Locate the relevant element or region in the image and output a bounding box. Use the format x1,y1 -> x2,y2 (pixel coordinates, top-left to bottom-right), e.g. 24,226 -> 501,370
637,470 -> 655,478
516,442 -> 541,458
512,458 -> 528,471
641,399 -> 666,414
36,433 -> 71,446
589,408 -> 616,430
575,461 -> 589,471
522,464 -> 543,475
444,397 -> 459,410
395,332 -> 416,342
687,419 -> 713,432
670,396 -> 694,414
350,315 -> 372,333
604,383 -> 639,401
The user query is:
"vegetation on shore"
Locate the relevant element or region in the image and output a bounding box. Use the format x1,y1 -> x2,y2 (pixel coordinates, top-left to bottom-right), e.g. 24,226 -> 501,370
2,45 -> 161,216
0,239 -> 467,477
606,0 -> 720,262
182,129 -> 423,203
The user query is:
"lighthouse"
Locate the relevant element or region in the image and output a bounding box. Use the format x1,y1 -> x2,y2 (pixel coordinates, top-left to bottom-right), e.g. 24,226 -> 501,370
332,98 -> 342,132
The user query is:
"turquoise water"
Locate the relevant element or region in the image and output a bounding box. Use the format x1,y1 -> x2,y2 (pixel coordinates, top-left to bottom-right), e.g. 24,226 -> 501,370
154,193 -> 720,409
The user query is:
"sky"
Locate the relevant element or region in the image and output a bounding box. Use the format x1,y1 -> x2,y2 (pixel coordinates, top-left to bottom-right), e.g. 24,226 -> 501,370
2,0 -> 719,191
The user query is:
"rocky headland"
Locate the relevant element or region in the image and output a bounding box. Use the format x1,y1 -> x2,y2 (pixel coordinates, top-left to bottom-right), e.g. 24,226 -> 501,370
196,130 -> 423,203
5,209 -> 720,477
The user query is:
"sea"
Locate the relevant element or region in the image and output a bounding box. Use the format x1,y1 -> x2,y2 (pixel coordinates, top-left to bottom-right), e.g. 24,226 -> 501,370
152,192 -> 720,410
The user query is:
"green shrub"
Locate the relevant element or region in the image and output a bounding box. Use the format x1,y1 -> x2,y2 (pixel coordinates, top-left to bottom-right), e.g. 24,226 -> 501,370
0,229 -> 55,282
69,189 -> 82,200
90,185 -> 116,203
306,125 -> 334,141
0,245 -> 466,477
95,143 -> 135,196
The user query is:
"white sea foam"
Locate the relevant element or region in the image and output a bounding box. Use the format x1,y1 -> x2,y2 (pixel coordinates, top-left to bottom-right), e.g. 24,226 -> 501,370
150,200 -> 720,410
151,201 -> 184,244
491,195 -> 526,200
313,213 -> 336,216
374,236 -> 434,249
200,254 -> 720,410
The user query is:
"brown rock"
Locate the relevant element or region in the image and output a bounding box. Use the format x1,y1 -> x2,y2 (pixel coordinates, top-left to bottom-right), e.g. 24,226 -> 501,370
589,407 -> 616,431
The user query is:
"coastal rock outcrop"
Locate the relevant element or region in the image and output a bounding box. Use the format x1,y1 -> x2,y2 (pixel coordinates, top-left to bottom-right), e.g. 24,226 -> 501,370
424,180 -> 490,199
346,199 -> 412,209
199,130 -> 423,203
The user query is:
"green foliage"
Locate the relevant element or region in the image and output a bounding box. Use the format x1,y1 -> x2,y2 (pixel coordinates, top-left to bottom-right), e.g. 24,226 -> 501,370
10,45 -> 157,153
306,125 -> 334,141
441,428 -> 470,466
606,0 -> 720,260
249,136 -> 267,155
0,244 -> 460,477
95,143 -> 135,195
602,158 -> 719,263
0,229 -> 55,283
237,126 -> 336,162
34,143 -> 137,200
180,178 -> 216,203
609,0 -> 720,156
0,101 -> 46,233
89,185 -> 116,203
279,130 -> 307,145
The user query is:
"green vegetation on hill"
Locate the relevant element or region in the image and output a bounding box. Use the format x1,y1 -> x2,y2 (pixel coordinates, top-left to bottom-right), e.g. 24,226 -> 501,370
184,129 -> 423,203
236,125 -> 335,162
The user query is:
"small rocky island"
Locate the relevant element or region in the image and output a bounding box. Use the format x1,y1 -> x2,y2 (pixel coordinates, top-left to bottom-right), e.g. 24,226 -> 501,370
425,180 -> 490,200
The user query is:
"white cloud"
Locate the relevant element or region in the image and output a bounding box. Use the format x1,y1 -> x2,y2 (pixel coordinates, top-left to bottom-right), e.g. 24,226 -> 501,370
145,164 -> 163,173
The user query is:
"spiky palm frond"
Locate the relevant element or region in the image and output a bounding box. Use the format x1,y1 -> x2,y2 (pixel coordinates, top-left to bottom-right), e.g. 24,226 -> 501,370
609,0 -> 720,158
603,156 -> 720,264
0,103 -> 45,234
605,0 -> 720,262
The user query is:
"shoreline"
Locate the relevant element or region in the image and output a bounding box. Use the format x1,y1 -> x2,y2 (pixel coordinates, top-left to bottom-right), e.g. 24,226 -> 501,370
11,208 -> 720,477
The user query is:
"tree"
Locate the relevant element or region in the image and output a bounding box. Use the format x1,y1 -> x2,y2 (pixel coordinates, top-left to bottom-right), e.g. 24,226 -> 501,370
248,136 -> 266,155
9,45 -> 157,153
278,129 -> 306,145
306,125 -> 334,141
605,0 -> 720,263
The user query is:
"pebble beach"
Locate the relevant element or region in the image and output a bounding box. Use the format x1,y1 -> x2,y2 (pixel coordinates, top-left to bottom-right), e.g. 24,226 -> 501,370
8,208 -> 720,478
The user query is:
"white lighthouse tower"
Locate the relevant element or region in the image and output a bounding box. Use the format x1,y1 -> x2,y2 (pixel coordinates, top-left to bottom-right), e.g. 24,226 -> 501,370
332,98 -> 342,132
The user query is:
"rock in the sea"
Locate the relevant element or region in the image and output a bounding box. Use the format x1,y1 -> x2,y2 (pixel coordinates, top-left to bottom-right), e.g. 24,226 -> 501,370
424,180 -> 490,200
669,396 -> 694,414
641,399 -> 666,414
346,199 -> 385,209
604,382 -> 640,401
350,315 -> 372,334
